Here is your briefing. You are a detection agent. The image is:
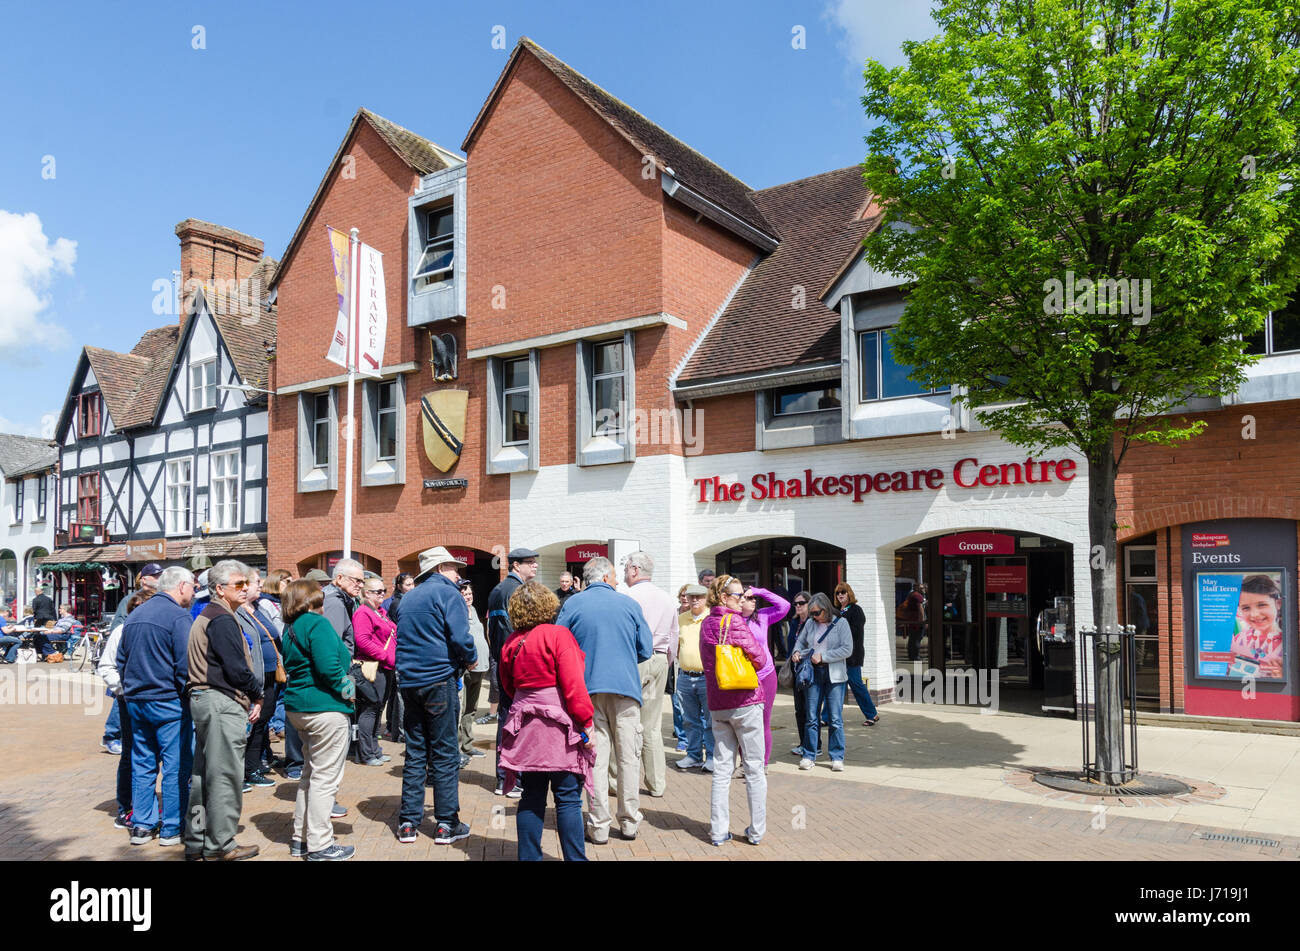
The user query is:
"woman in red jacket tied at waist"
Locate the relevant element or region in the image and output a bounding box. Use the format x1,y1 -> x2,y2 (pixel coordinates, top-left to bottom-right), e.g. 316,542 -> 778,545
498,580 -> 597,861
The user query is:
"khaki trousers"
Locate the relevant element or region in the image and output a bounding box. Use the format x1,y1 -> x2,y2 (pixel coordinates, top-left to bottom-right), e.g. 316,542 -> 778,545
637,653 -> 669,796
288,710 -> 350,853
585,692 -> 643,841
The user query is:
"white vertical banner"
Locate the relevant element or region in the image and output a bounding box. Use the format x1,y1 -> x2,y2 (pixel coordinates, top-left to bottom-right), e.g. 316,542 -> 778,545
355,242 -> 387,377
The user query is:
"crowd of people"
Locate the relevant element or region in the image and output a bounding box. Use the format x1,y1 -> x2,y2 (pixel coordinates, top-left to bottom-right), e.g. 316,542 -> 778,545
96,546 -> 880,860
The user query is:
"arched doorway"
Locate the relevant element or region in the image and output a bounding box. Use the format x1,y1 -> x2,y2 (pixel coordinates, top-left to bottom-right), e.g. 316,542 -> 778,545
712,536 -> 846,603
24,548 -> 49,611
396,547 -> 497,628
296,550 -> 383,579
0,549 -> 17,615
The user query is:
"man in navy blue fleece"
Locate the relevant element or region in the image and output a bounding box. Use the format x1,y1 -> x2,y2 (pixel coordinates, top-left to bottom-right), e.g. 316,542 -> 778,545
118,566 -> 197,847
394,546 -> 476,846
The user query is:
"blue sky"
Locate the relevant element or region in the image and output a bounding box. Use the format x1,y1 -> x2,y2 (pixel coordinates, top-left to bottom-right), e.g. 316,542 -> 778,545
0,0 -> 937,437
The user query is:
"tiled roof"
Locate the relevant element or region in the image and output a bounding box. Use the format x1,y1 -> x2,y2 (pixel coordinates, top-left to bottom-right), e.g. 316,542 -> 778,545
45,534 -> 267,566
270,109 -> 462,291
0,433 -> 58,479
676,166 -> 881,386
84,345 -> 160,430
183,268 -> 279,392
463,38 -> 776,243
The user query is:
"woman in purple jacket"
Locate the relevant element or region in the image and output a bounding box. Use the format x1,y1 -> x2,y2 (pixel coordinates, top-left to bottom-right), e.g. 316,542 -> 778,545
738,585 -> 789,763
700,575 -> 767,847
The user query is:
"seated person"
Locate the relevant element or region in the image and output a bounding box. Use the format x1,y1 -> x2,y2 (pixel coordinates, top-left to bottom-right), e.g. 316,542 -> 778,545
53,605 -> 82,653
0,609 -> 20,664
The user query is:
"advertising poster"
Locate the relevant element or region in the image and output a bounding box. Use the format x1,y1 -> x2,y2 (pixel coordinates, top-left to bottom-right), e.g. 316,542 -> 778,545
1195,570 -> 1286,680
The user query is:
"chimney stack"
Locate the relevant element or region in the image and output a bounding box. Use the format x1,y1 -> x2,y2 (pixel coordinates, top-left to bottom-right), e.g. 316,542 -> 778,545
175,218 -> 264,304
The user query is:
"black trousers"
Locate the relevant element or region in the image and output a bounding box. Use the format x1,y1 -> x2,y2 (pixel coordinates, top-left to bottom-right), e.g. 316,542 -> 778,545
244,675 -> 278,778
356,668 -> 390,762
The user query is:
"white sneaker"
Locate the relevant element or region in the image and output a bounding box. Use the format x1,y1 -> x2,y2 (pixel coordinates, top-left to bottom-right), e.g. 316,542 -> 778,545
831,760 -> 844,772
675,755 -> 703,770
702,757 -> 715,773
799,758 -> 813,770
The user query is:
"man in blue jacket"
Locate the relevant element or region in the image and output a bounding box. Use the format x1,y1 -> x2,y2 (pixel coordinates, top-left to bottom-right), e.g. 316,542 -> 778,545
395,546 -> 476,846
556,556 -> 653,844
118,566 -> 197,847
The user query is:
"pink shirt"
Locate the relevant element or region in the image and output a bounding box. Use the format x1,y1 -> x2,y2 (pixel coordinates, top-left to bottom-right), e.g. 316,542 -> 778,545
352,604 -> 397,670
626,580 -> 679,666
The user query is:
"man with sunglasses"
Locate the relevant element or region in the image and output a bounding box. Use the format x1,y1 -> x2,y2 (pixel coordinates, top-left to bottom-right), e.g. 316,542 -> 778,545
184,560 -> 265,860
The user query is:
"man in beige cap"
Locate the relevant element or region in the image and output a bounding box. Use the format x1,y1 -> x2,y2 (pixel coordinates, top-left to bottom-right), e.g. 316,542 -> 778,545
394,547 -> 477,845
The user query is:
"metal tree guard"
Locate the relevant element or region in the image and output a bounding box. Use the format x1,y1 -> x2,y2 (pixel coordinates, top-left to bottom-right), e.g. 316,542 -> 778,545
1078,624 -> 1140,786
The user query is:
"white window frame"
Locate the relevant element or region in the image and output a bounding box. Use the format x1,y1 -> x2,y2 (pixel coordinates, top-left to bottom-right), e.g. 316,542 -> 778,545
407,164 -> 467,327
1246,299 -> 1300,357
297,389 -> 338,492
34,475 -> 46,523
12,479 -> 24,525
209,450 -> 240,532
486,351 -> 539,474
190,358 -> 218,412
502,356 -> 531,447
413,203 -> 455,289
576,332 -> 636,466
856,328 -> 948,403
1124,545 -> 1158,582
166,458 -> 193,536
361,375 -> 406,487
590,340 -> 628,437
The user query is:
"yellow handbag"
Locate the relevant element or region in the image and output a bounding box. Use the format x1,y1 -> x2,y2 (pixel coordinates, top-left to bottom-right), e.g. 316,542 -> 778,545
714,613 -> 758,690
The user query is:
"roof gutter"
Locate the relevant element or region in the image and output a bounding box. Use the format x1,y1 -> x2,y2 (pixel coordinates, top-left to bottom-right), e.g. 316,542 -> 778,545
661,171 -> 779,253
671,361 -> 841,401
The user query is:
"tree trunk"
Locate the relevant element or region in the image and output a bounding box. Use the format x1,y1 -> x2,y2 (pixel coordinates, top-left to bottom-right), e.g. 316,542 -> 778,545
1086,453 -> 1125,784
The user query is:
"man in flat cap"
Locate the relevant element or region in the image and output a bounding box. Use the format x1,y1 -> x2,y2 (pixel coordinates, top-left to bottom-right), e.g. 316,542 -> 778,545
485,547 -> 538,797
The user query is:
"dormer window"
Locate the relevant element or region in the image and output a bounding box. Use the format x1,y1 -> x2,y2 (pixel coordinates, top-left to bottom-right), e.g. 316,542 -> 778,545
414,204 -> 454,290
78,392 -> 101,437
190,358 -> 218,411
1245,295 -> 1300,356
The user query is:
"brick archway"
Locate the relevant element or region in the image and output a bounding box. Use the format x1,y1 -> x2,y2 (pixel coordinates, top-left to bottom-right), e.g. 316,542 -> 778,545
1119,498 -> 1300,541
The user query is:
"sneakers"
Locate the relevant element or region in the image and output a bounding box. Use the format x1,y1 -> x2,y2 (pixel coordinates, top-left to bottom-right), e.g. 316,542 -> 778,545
675,755 -> 704,770
114,810 -> 133,830
360,757 -> 387,767
465,748 -> 486,758
307,843 -> 355,861
790,745 -> 806,757
433,821 -> 470,845
675,740 -> 688,752
745,825 -> 762,845
211,844 -> 259,861
701,757 -> 714,773
397,822 -> 418,843
831,760 -> 844,772
106,739 -> 123,756
330,802 -> 348,819
285,767 -> 302,781
129,825 -> 159,845
494,781 -> 505,796
711,833 -> 732,847
459,753 -> 471,769
584,827 -> 609,846
474,713 -> 497,725
506,786 -> 522,799
246,771 -> 275,788
159,834 -> 182,846
799,757 -> 814,770
289,840 -> 307,857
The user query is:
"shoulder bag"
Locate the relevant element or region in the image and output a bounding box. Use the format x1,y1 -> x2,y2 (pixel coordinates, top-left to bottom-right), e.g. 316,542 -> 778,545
714,613 -> 758,691
795,623 -> 832,689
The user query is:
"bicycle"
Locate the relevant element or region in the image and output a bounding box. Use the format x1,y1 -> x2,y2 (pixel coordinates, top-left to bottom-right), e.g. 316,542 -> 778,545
70,626 -> 106,673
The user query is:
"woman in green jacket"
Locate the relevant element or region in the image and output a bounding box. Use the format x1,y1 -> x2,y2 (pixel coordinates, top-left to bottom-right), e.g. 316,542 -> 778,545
282,579 -> 356,861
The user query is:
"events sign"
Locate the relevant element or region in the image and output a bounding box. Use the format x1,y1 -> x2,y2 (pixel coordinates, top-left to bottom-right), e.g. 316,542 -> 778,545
1195,569 -> 1287,681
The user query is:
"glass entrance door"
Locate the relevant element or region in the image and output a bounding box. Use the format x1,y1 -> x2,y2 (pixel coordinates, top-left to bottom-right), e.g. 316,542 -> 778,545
985,556 -> 1030,686
940,556 -> 980,675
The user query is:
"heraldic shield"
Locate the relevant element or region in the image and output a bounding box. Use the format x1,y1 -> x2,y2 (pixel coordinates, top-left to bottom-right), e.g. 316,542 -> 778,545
421,389 -> 469,472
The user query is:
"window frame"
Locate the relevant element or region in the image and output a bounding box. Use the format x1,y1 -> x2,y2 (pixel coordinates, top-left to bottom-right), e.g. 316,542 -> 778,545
189,358 -> 218,412
166,458 -> 193,536
1245,297 -> 1300,357
77,472 -> 100,524
590,340 -> 628,437
770,382 -> 844,418
13,479 -> 24,524
486,351 -> 539,474
361,375 -> 406,487
501,356 -> 531,447
413,203 -> 455,289
209,449 -> 240,533
312,392 -> 331,470
856,328 -> 948,403
78,392 -> 101,438
297,389 -> 338,492
1124,545 -> 1158,582
34,475 -> 47,522
576,332 -> 637,466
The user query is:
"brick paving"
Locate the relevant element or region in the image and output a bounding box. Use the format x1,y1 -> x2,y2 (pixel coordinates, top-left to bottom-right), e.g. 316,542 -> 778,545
3,667 -> 1298,861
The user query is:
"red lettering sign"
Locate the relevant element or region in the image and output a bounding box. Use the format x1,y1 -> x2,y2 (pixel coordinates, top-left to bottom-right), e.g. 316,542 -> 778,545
1191,533 -> 1230,549
447,547 -> 476,565
938,533 -> 1015,556
565,545 -> 607,561
984,564 -> 1028,592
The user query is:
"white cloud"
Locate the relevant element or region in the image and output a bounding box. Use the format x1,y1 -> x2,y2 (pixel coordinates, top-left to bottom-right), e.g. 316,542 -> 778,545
823,0 -> 940,73
0,413 -> 58,439
0,210 -> 76,352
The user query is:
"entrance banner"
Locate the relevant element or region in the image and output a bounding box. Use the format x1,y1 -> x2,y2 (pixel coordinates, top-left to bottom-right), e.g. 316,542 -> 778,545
939,532 -> 1014,556
565,545 -> 608,561
1195,569 -> 1286,681
355,241 -> 387,376
325,226 -> 351,369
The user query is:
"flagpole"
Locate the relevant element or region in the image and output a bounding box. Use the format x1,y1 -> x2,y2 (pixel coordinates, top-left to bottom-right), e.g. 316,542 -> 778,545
343,227 -> 359,561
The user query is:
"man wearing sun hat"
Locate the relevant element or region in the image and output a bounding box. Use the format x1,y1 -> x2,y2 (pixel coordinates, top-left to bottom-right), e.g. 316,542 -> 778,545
394,546 -> 477,846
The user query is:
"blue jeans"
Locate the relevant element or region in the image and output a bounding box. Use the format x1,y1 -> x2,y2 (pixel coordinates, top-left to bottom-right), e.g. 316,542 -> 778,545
104,696 -> 122,743
270,693 -> 285,733
846,666 -> 878,720
804,671 -> 846,761
671,678 -> 685,739
517,771 -> 586,861
0,635 -> 18,664
675,671 -> 713,759
126,697 -> 194,837
114,695 -> 133,814
400,679 -> 460,826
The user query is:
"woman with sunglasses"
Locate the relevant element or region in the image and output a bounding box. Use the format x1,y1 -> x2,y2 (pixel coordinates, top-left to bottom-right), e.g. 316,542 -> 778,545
834,583 -> 880,726
699,575 -> 768,846
786,594 -> 813,757
737,584 -> 790,764
352,578 -> 397,766
790,592 -> 852,771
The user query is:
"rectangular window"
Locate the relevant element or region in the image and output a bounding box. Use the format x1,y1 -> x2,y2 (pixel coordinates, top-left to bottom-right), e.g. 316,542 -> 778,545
376,380 -> 398,461
414,204 -> 455,289
78,393 -> 101,437
190,359 -> 218,411
312,393 -> 331,469
503,356 -> 530,445
35,476 -> 46,522
210,451 -> 239,531
166,459 -> 192,535
858,329 -> 945,401
591,340 -> 626,436
1246,296 -> 1300,355
77,473 -> 100,524
13,479 -> 24,522
771,382 -> 842,416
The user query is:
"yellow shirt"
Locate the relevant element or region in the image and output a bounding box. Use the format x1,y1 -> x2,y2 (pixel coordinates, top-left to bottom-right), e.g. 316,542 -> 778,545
677,611 -> 708,672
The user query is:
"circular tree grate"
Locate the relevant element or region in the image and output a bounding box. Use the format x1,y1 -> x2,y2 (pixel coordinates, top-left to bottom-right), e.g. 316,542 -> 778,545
1032,770 -> 1193,798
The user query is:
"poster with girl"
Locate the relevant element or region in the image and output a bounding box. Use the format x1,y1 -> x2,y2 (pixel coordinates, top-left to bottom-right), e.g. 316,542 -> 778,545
1196,571 -> 1287,680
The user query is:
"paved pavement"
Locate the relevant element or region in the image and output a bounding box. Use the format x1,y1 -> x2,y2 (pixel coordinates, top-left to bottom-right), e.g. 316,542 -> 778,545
2,663 -> 1298,861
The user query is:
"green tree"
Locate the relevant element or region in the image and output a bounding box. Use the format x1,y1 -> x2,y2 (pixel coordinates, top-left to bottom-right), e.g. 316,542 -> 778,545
862,0 -> 1300,646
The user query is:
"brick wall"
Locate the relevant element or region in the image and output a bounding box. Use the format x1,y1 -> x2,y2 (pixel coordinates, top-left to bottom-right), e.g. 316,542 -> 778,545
267,120 -> 509,580
690,392 -> 756,456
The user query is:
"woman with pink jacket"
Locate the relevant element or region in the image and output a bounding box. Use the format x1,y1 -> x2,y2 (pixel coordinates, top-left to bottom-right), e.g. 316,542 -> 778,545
700,574 -> 768,847
739,584 -> 790,763
351,579 -> 397,767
